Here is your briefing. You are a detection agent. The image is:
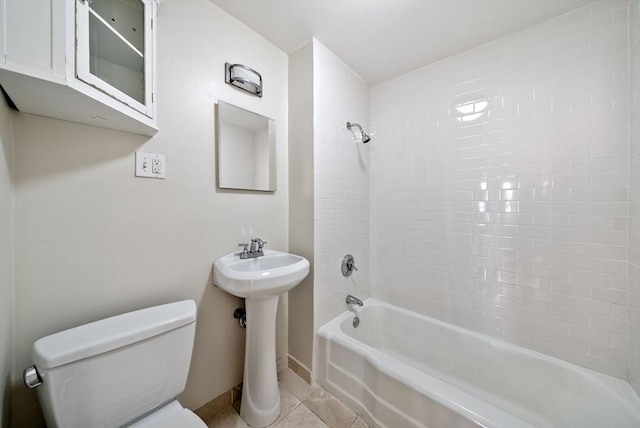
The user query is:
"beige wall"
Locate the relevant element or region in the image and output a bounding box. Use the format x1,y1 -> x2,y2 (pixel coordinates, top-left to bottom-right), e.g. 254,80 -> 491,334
288,40 -> 315,371
10,1 -> 288,426
0,95 -> 15,428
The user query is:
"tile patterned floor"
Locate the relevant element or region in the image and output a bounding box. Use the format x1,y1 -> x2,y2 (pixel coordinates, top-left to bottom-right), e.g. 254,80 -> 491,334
205,368 -> 367,428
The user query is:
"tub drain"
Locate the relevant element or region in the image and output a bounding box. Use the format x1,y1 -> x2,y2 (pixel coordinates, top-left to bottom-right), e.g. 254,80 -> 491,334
353,316 -> 360,328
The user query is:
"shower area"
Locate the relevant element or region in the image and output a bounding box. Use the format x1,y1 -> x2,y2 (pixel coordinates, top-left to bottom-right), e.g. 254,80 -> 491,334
371,0 -> 638,384
288,0 -> 639,423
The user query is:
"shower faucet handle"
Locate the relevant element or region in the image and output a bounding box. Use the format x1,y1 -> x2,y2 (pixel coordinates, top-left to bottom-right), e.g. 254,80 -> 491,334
341,254 -> 358,276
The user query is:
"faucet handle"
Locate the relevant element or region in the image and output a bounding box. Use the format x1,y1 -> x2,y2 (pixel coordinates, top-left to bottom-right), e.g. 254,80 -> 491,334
341,254 -> 358,276
258,240 -> 267,250
238,243 -> 249,258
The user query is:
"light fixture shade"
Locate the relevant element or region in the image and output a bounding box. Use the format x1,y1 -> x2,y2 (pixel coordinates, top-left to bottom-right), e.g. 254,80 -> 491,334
225,63 -> 263,97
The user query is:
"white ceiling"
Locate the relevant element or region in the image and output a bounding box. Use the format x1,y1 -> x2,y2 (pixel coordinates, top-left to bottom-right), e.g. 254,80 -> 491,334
210,0 -> 597,85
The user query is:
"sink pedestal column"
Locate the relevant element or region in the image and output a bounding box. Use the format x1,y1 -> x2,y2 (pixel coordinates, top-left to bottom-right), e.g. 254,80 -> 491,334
240,296 -> 281,428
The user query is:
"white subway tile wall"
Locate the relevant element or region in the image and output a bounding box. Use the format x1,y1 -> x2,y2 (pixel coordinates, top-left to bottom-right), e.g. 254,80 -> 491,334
629,0 -> 640,395
313,40 -> 371,329
370,1 -> 632,379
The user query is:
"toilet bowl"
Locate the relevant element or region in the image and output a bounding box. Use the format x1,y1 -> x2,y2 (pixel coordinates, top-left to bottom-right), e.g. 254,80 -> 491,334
23,300 -> 206,428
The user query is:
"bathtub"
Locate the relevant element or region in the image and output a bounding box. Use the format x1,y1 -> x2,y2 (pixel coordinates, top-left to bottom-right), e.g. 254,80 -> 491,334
316,299 -> 640,428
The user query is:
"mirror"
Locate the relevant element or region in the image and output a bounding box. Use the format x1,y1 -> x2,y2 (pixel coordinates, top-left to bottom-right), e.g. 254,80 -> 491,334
217,101 -> 276,191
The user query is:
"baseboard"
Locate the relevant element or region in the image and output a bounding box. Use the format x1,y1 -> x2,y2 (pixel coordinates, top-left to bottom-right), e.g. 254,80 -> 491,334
287,354 -> 312,384
194,383 -> 241,423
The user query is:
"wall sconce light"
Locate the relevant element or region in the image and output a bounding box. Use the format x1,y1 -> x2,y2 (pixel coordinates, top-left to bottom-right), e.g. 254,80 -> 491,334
225,63 -> 263,98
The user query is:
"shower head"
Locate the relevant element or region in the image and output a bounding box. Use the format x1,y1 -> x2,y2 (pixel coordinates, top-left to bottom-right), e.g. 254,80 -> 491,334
361,131 -> 371,144
346,122 -> 371,144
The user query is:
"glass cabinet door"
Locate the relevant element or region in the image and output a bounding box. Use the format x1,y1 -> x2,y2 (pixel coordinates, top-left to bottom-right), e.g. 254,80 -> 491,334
75,0 -> 152,117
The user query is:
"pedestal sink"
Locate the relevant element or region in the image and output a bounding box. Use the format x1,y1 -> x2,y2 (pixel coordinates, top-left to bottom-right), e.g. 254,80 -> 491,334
213,250 -> 310,427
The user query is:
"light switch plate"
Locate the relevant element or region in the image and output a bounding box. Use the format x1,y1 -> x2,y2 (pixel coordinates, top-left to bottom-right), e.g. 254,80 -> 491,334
135,152 -> 165,179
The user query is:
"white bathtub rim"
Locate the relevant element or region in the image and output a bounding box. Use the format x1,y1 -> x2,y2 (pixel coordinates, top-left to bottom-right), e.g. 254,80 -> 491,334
321,333 -> 532,428
324,355 -> 477,428
319,309 -> 535,428
318,298 -> 640,426
330,298 -> 639,404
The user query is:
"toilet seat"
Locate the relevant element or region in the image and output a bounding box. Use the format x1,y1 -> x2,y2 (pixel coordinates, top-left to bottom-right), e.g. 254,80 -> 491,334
129,401 -> 206,428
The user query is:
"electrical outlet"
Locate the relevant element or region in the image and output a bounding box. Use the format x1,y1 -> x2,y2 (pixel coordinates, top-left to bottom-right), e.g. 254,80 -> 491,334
152,158 -> 162,174
135,152 -> 166,179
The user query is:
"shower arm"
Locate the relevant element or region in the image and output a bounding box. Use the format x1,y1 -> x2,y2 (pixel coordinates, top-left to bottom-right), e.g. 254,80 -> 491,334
347,121 -> 361,132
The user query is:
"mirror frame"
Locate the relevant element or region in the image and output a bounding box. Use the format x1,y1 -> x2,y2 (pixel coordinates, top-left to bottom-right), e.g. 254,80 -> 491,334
216,100 -> 276,192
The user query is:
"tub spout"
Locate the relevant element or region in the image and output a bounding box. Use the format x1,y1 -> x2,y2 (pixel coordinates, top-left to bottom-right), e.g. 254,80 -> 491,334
346,295 -> 363,306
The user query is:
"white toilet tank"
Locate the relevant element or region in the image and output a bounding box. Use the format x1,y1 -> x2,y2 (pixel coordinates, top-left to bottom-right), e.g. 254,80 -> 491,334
27,300 -> 199,428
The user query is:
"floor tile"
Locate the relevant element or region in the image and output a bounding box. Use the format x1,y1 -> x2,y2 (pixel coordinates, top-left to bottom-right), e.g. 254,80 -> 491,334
205,367 -> 362,428
303,388 -> 358,428
223,382 -> 302,428
206,407 -> 248,428
277,355 -> 288,374
274,404 -> 329,428
271,382 -> 302,425
350,417 -> 369,428
277,368 -> 317,401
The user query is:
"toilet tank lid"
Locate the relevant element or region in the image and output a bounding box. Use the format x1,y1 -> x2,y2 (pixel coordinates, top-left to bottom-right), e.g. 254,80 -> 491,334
32,300 -> 197,370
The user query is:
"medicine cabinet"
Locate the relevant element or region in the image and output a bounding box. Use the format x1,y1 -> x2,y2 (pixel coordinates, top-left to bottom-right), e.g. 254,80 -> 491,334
217,101 -> 276,192
0,0 -> 159,136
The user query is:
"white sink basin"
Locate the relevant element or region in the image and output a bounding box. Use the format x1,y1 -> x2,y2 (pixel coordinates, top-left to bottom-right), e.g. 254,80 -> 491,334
212,249 -> 311,427
213,250 -> 310,299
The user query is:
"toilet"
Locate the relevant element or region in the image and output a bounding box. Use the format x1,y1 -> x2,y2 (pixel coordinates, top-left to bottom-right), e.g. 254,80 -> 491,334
23,300 -> 207,428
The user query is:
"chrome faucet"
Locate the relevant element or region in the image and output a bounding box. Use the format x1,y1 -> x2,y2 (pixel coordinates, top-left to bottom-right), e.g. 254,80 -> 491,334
346,295 -> 363,306
239,238 -> 267,259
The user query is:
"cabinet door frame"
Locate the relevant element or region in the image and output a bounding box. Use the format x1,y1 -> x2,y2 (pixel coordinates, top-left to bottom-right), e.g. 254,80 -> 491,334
75,0 -> 153,118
